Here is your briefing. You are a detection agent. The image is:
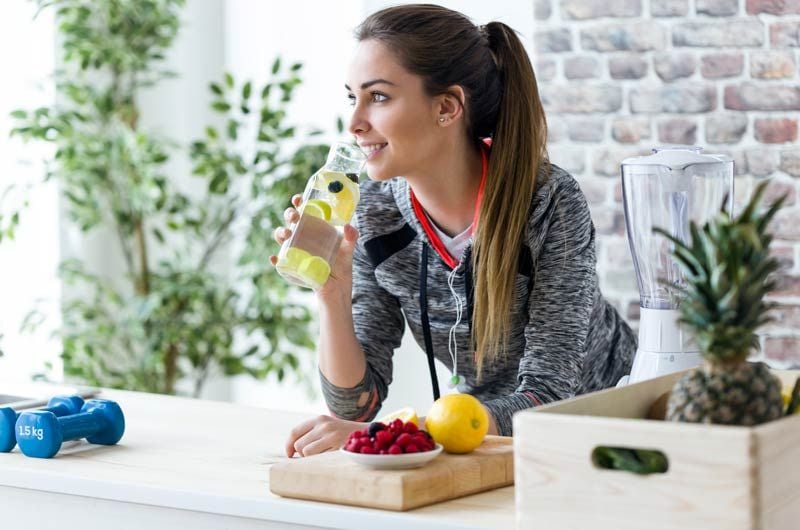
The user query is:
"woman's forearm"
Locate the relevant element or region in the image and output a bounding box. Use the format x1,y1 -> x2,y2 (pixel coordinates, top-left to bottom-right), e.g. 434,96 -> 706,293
317,291 -> 367,388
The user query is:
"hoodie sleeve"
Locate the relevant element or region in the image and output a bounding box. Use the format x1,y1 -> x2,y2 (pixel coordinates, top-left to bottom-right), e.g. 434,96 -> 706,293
319,235 -> 405,422
481,175 -> 597,436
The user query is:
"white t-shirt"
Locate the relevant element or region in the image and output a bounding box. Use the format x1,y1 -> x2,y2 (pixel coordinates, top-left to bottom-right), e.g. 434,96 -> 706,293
424,212 -> 473,262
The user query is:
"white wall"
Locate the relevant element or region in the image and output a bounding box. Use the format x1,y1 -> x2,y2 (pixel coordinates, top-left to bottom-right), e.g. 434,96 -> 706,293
0,3 -> 60,382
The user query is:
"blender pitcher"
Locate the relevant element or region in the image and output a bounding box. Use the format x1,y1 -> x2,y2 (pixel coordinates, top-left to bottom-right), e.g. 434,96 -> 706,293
620,146 -> 734,384
276,142 -> 366,289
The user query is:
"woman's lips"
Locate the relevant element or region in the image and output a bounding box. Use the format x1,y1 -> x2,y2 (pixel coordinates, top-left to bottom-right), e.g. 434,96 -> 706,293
362,143 -> 387,160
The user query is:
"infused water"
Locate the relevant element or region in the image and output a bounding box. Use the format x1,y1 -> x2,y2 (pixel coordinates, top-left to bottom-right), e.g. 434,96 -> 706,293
276,143 -> 366,289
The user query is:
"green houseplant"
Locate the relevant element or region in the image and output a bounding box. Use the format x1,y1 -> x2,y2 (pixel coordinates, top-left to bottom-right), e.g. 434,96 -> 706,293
5,0 -> 328,396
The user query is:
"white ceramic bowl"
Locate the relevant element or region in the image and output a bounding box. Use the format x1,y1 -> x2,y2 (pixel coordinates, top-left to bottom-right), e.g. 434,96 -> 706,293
340,443 -> 443,470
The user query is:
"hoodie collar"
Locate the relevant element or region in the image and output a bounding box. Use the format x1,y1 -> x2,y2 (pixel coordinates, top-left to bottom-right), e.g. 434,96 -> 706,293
393,146 -> 489,270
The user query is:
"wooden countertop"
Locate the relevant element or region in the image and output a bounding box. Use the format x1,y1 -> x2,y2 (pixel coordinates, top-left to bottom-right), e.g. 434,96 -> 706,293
0,387 -> 515,529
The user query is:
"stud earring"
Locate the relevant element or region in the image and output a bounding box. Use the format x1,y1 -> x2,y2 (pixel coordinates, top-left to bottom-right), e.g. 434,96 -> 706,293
438,117 -> 446,123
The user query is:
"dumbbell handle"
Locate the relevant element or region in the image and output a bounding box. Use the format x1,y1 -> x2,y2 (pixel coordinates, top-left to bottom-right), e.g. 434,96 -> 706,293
56,410 -> 106,442
8,401 -> 78,423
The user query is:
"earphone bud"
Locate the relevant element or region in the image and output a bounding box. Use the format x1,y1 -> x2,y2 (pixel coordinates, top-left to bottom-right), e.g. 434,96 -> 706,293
448,374 -> 462,388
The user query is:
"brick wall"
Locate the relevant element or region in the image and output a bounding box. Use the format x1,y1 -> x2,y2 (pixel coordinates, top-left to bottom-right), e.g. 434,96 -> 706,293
533,0 -> 800,368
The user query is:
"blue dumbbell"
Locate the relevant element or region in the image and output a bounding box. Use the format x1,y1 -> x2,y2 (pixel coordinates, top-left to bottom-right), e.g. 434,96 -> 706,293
16,399 -> 125,458
0,395 -> 85,452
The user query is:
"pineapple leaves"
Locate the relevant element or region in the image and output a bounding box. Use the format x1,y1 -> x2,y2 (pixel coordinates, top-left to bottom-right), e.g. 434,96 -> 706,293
656,179 -> 789,362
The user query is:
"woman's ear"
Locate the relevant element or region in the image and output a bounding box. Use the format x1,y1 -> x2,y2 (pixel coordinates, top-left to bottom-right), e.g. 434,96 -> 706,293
435,85 -> 466,126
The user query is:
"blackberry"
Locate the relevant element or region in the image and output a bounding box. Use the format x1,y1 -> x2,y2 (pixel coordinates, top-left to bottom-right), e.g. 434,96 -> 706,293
346,173 -> 359,184
327,180 -> 344,193
367,422 -> 385,437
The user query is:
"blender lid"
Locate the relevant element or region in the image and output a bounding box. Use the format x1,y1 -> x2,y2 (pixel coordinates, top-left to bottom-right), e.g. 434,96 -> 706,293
622,146 -> 731,170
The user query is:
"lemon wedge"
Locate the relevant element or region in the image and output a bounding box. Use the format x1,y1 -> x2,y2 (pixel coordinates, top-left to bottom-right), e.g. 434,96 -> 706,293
297,256 -> 331,288
331,186 -> 356,225
302,199 -> 332,221
377,406 -> 419,426
278,247 -> 311,271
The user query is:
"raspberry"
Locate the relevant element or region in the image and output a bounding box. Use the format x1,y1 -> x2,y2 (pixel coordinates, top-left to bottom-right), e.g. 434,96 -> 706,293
360,446 -> 377,454
390,419 -> 404,431
396,432 -> 412,448
405,443 -> 419,453
388,444 -> 403,455
375,429 -> 394,448
403,422 -> 419,434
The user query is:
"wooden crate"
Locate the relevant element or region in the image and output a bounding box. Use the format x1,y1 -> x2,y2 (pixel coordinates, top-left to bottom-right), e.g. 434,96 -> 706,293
513,370 -> 800,530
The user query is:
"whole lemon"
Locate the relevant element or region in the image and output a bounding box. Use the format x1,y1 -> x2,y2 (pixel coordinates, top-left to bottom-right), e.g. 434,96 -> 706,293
425,394 -> 489,454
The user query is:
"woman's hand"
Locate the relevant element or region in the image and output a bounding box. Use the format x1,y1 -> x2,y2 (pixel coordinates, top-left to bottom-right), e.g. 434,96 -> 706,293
269,194 -> 359,304
285,415 -> 366,457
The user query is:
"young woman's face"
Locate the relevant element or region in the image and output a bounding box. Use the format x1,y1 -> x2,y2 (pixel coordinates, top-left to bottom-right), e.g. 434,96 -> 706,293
346,39 -> 443,181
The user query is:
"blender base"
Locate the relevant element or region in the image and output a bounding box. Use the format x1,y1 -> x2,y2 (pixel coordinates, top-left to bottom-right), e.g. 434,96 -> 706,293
624,349 -> 704,385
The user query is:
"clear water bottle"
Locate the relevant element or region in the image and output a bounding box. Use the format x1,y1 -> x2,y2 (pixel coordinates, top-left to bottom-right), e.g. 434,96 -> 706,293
276,142 -> 366,289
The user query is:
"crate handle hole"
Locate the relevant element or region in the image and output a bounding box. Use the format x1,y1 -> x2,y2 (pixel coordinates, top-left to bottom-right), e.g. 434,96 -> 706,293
591,446 -> 669,475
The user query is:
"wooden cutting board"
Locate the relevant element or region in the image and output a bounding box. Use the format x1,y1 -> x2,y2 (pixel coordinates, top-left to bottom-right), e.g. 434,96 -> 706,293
269,435 -> 513,511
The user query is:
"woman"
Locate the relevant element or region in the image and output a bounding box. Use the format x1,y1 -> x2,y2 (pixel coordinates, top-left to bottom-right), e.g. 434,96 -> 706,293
271,4 -> 635,457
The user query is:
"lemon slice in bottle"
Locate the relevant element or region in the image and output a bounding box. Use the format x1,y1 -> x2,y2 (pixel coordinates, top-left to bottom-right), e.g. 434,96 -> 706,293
278,247 -> 311,271
301,199 -> 332,221
297,256 -> 331,288
331,187 -> 356,225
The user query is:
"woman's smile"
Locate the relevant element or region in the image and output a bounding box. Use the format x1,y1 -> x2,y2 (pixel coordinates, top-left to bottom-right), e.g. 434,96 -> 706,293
360,142 -> 388,159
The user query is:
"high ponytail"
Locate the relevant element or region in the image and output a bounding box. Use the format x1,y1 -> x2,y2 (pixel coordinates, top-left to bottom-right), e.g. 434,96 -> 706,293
472,22 -> 548,376
356,6 -> 548,378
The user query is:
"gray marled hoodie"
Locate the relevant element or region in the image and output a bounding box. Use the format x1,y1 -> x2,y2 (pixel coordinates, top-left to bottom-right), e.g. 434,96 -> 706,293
320,163 -> 636,436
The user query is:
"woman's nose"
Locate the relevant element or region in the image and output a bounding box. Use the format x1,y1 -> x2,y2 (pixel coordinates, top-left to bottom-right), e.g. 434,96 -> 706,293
348,106 -> 369,136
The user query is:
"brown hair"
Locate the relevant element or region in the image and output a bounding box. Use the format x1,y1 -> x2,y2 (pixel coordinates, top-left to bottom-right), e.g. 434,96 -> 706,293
356,5 -> 548,377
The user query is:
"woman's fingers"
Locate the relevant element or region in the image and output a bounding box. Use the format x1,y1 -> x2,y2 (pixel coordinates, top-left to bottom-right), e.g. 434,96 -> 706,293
292,422 -> 328,457
285,416 -> 362,457
285,417 -> 318,457
336,224 -> 359,268
299,437 -> 338,457
342,223 -> 359,244
269,196 -> 303,256
284,206 -> 299,225
273,226 -> 292,245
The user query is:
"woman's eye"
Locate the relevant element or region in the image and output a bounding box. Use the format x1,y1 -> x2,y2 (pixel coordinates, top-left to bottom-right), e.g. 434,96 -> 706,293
347,92 -> 388,106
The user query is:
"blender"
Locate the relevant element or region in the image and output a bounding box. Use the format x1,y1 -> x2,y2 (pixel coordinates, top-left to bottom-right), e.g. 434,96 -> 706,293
619,147 -> 734,385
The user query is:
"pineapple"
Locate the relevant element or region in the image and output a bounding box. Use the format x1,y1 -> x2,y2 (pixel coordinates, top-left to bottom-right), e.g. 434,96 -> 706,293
657,181 -> 786,426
